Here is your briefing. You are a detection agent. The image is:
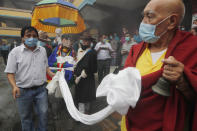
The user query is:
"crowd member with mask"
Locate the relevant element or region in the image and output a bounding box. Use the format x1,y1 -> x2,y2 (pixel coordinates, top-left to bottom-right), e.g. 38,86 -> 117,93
120,33 -> 136,68
48,34 -> 76,85
4,26 -> 55,131
38,31 -> 52,57
121,0 -> 197,131
52,28 -> 62,49
121,27 -> 129,45
48,35 -> 76,130
74,36 -> 97,114
94,35 -> 113,83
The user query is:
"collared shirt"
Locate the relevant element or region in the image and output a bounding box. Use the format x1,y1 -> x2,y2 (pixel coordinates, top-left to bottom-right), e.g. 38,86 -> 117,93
121,41 -> 136,66
5,44 -> 48,88
94,42 -> 113,60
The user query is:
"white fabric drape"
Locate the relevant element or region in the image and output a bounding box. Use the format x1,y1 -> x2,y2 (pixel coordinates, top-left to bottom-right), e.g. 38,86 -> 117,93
46,67 -> 141,125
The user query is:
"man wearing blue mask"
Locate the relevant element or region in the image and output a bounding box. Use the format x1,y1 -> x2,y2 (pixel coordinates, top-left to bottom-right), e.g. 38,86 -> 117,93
121,33 -> 136,68
5,26 -> 55,131
121,0 -> 197,131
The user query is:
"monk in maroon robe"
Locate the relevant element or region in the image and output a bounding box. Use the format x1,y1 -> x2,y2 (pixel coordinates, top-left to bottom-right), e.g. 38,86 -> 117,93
124,0 -> 197,130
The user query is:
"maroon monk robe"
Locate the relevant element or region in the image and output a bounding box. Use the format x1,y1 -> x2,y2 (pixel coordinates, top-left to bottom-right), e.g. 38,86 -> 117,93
124,30 -> 197,131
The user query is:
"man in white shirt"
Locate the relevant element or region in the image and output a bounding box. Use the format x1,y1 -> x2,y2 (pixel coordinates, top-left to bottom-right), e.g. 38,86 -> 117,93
5,26 -> 55,131
94,35 -> 113,83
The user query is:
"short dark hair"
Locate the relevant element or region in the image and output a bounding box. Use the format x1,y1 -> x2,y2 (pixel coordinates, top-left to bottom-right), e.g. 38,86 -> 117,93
21,26 -> 38,38
61,34 -> 72,40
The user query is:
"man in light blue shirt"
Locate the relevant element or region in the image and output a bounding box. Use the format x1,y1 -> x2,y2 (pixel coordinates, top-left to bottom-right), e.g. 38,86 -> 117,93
5,26 -> 55,131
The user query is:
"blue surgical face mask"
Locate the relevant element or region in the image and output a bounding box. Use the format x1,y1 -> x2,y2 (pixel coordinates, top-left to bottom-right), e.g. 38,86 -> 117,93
25,38 -> 38,47
139,15 -> 171,43
125,37 -> 130,41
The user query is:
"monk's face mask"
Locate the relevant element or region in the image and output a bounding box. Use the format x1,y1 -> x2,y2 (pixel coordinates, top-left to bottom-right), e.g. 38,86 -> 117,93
139,15 -> 172,43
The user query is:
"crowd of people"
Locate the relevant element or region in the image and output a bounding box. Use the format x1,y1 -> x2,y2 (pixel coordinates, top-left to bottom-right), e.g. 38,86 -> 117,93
1,25 -> 141,131
2,0 -> 197,130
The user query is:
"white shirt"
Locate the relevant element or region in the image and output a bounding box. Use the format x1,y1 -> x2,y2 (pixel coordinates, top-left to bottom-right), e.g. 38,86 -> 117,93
5,44 -> 48,88
151,49 -> 167,64
94,42 -> 113,60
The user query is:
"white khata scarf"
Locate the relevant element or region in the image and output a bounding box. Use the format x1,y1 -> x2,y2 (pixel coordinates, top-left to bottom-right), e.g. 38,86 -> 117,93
46,67 -> 141,125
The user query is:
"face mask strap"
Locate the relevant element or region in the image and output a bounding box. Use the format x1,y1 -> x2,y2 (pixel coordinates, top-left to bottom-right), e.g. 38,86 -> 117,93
155,15 -> 172,38
156,15 -> 172,26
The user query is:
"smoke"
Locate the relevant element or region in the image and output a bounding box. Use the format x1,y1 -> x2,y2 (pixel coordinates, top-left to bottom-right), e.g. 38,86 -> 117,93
80,0 -> 148,35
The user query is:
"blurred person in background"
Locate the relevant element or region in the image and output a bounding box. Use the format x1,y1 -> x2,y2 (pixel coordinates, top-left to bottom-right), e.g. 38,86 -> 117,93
47,34 -> 76,125
51,28 -> 62,49
120,27 -> 129,45
94,35 -> 113,83
110,34 -> 118,66
0,39 -> 2,57
38,31 -> 52,57
48,34 -> 76,85
121,33 -> 136,68
74,36 -> 97,114
1,39 -> 10,65
73,35 -> 83,54
90,37 -> 97,49
10,40 -> 20,51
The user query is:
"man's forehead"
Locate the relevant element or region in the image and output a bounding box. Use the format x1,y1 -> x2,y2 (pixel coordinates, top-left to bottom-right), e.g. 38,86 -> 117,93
144,0 -> 170,16
25,30 -> 37,35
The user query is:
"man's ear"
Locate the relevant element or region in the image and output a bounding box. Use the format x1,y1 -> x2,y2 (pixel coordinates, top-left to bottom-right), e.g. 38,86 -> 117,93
168,15 -> 178,30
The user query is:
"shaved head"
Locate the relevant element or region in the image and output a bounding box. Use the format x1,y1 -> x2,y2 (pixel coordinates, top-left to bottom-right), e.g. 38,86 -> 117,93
145,0 -> 185,25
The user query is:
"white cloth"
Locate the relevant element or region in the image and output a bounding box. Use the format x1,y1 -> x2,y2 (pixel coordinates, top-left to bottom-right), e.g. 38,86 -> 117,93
46,71 -> 62,98
47,67 -> 141,125
56,55 -> 76,65
94,42 -> 113,60
49,56 -> 76,72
